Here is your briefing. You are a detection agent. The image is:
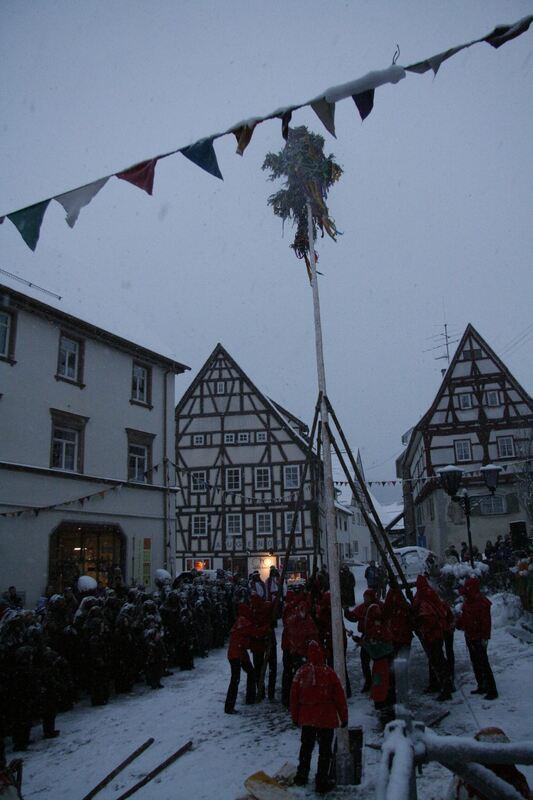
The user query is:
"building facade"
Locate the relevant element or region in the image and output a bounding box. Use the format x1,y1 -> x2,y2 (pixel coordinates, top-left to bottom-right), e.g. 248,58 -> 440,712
175,344 -> 320,580
397,324 -> 532,556
0,285 -> 188,605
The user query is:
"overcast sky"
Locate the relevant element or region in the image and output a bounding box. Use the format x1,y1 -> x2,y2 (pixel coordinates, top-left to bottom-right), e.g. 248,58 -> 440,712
1,1 -> 532,501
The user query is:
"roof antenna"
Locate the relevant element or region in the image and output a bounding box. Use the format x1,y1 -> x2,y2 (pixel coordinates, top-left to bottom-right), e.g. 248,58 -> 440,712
0,267 -> 61,300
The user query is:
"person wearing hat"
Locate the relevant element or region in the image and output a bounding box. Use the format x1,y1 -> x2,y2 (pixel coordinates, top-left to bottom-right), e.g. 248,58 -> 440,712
290,640 -> 348,794
456,576 -> 498,700
249,570 -> 266,599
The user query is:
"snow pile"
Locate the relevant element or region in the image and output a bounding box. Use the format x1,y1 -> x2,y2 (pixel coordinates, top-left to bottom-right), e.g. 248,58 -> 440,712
441,562 -> 489,580
490,592 -> 523,628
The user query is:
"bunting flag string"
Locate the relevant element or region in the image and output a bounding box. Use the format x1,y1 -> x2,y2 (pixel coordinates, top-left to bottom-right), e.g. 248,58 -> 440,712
2,15 -> 531,250
332,459 -> 527,489
0,459 -> 166,518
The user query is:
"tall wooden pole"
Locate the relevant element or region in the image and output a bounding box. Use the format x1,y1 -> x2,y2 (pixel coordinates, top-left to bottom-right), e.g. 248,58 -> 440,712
306,201 -> 351,783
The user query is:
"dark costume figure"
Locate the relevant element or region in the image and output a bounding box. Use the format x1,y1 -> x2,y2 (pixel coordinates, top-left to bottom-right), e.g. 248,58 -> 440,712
249,596 -> 276,700
290,641 -> 348,795
339,565 -> 356,608
456,576 -> 498,699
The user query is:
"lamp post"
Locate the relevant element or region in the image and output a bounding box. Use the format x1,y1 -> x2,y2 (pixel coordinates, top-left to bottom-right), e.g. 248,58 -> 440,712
438,463 -> 502,567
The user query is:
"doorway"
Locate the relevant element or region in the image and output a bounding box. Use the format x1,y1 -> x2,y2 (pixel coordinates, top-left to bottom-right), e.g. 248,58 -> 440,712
49,521 -> 125,591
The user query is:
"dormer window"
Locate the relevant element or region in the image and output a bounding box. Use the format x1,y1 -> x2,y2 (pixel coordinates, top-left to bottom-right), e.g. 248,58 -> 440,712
458,393 -> 473,410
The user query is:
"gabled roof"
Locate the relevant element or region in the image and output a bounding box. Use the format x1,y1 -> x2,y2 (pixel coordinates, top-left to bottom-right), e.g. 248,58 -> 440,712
404,323 -> 533,461
175,342 -> 315,455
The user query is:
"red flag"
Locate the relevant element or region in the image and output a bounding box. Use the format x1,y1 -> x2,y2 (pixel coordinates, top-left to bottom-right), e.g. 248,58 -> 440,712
116,159 -> 158,195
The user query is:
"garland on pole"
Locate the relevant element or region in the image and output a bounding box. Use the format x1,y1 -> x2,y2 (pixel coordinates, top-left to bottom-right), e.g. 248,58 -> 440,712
0,15 -> 531,250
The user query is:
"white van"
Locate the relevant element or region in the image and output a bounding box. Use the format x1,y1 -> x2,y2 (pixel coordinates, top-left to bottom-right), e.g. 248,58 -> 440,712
392,547 -> 437,584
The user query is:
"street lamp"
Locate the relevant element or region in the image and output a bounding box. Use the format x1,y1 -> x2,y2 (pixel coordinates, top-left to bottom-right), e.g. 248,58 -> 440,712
438,463 -> 502,567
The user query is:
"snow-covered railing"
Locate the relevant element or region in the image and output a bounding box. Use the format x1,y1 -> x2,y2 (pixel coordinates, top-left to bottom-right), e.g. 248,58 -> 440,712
376,656 -> 533,800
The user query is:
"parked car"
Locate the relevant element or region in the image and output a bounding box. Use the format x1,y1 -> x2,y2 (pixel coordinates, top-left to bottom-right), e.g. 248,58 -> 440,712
392,546 -> 438,584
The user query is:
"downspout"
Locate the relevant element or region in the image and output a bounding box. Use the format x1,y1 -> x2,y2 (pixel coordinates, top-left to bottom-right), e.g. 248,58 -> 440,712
163,368 -> 171,574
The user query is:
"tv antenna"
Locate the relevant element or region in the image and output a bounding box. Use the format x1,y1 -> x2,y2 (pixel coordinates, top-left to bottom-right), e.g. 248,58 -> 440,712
0,268 -> 61,300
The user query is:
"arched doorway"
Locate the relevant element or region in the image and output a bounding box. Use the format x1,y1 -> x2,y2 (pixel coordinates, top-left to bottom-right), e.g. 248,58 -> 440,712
49,522 -> 125,592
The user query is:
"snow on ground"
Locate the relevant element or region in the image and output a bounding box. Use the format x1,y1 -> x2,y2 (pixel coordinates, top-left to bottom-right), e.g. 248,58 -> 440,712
8,594 -> 533,800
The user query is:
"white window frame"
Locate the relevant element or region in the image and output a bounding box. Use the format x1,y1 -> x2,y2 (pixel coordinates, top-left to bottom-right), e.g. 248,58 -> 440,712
225,468 -> 241,492
454,439 -> 472,463
132,362 -> 149,404
128,443 -> 148,482
51,426 -> 78,471
479,495 -> 506,515
284,464 -> 300,490
224,432 -> 235,444
497,436 -> 515,458
254,467 -> 271,490
284,511 -> 301,534
193,434 -> 205,446
256,431 -> 267,443
458,393 -> 473,410
237,432 -> 249,444
256,512 -> 273,535
191,515 -> 208,537
0,311 -> 11,358
216,381 -> 225,395
58,334 -> 80,382
226,514 -> 242,536
485,390 -> 500,407
191,470 -> 208,493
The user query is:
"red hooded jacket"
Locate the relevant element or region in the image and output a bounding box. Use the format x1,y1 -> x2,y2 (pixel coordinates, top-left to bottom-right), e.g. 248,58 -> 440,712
290,641 -> 348,729
227,603 -> 269,661
383,588 -> 413,646
282,597 -> 320,657
456,577 -> 492,641
412,576 -> 448,643
345,589 -> 383,637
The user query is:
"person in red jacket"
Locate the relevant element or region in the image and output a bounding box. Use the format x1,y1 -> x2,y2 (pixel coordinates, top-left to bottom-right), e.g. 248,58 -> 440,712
456,576 -> 498,700
224,603 -> 266,714
383,587 -> 413,654
249,595 -> 277,701
412,576 -> 453,701
281,593 -> 319,707
290,640 -> 348,795
344,588 -> 383,692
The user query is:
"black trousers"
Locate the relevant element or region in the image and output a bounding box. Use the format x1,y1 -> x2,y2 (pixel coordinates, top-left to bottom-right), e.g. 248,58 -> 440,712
281,651 -> 303,708
360,646 -> 372,686
225,655 -> 256,711
466,638 -> 497,695
444,632 -> 455,681
296,726 -> 335,789
426,640 -> 452,694
253,646 -> 277,700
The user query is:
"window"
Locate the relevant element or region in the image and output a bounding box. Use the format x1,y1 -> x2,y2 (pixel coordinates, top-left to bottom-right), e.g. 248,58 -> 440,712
226,468 -> 241,491
226,514 -> 242,536
256,431 -> 267,443
497,436 -> 515,458
237,432 -> 249,444
486,390 -> 499,407
57,333 -> 84,385
193,434 -> 205,446
454,439 -> 472,463
462,348 -> 482,361
479,495 -> 506,515
216,381 -> 225,394
285,511 -> 301,534
0,310 -> 16,362
50,408 -> 88,473
284,465 -> 300,490
255,467 -> 271,490
257,512 -> 273,535
224,432 -> 235,444
458,393 -> 473,410
191,470 -> 208,492
353,540 -> 359,554
131,362 -> 152,406
126,428 -> 155,482
191,515 -> 208,537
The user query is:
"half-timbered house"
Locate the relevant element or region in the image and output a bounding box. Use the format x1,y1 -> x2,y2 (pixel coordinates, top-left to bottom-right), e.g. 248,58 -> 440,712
397,324 -> 532,556
175,344 -> 320,580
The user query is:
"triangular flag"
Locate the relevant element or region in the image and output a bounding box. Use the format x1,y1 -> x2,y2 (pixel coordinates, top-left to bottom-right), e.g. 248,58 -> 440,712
352,89 -> 374,121
116,159 -> 158,195
55,177 -> 109,227
8,200 -> 50,251
311,98 -> 336,137
181,138 -> 223,180
484,15 -> 533,48
233,123 -> 257,156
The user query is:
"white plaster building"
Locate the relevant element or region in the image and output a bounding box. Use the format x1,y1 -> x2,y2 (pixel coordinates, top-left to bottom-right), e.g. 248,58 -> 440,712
0,285 -> 188,605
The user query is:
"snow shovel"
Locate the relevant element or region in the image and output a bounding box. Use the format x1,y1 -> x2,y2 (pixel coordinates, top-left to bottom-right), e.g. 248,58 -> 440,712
244,770 -> 294,800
